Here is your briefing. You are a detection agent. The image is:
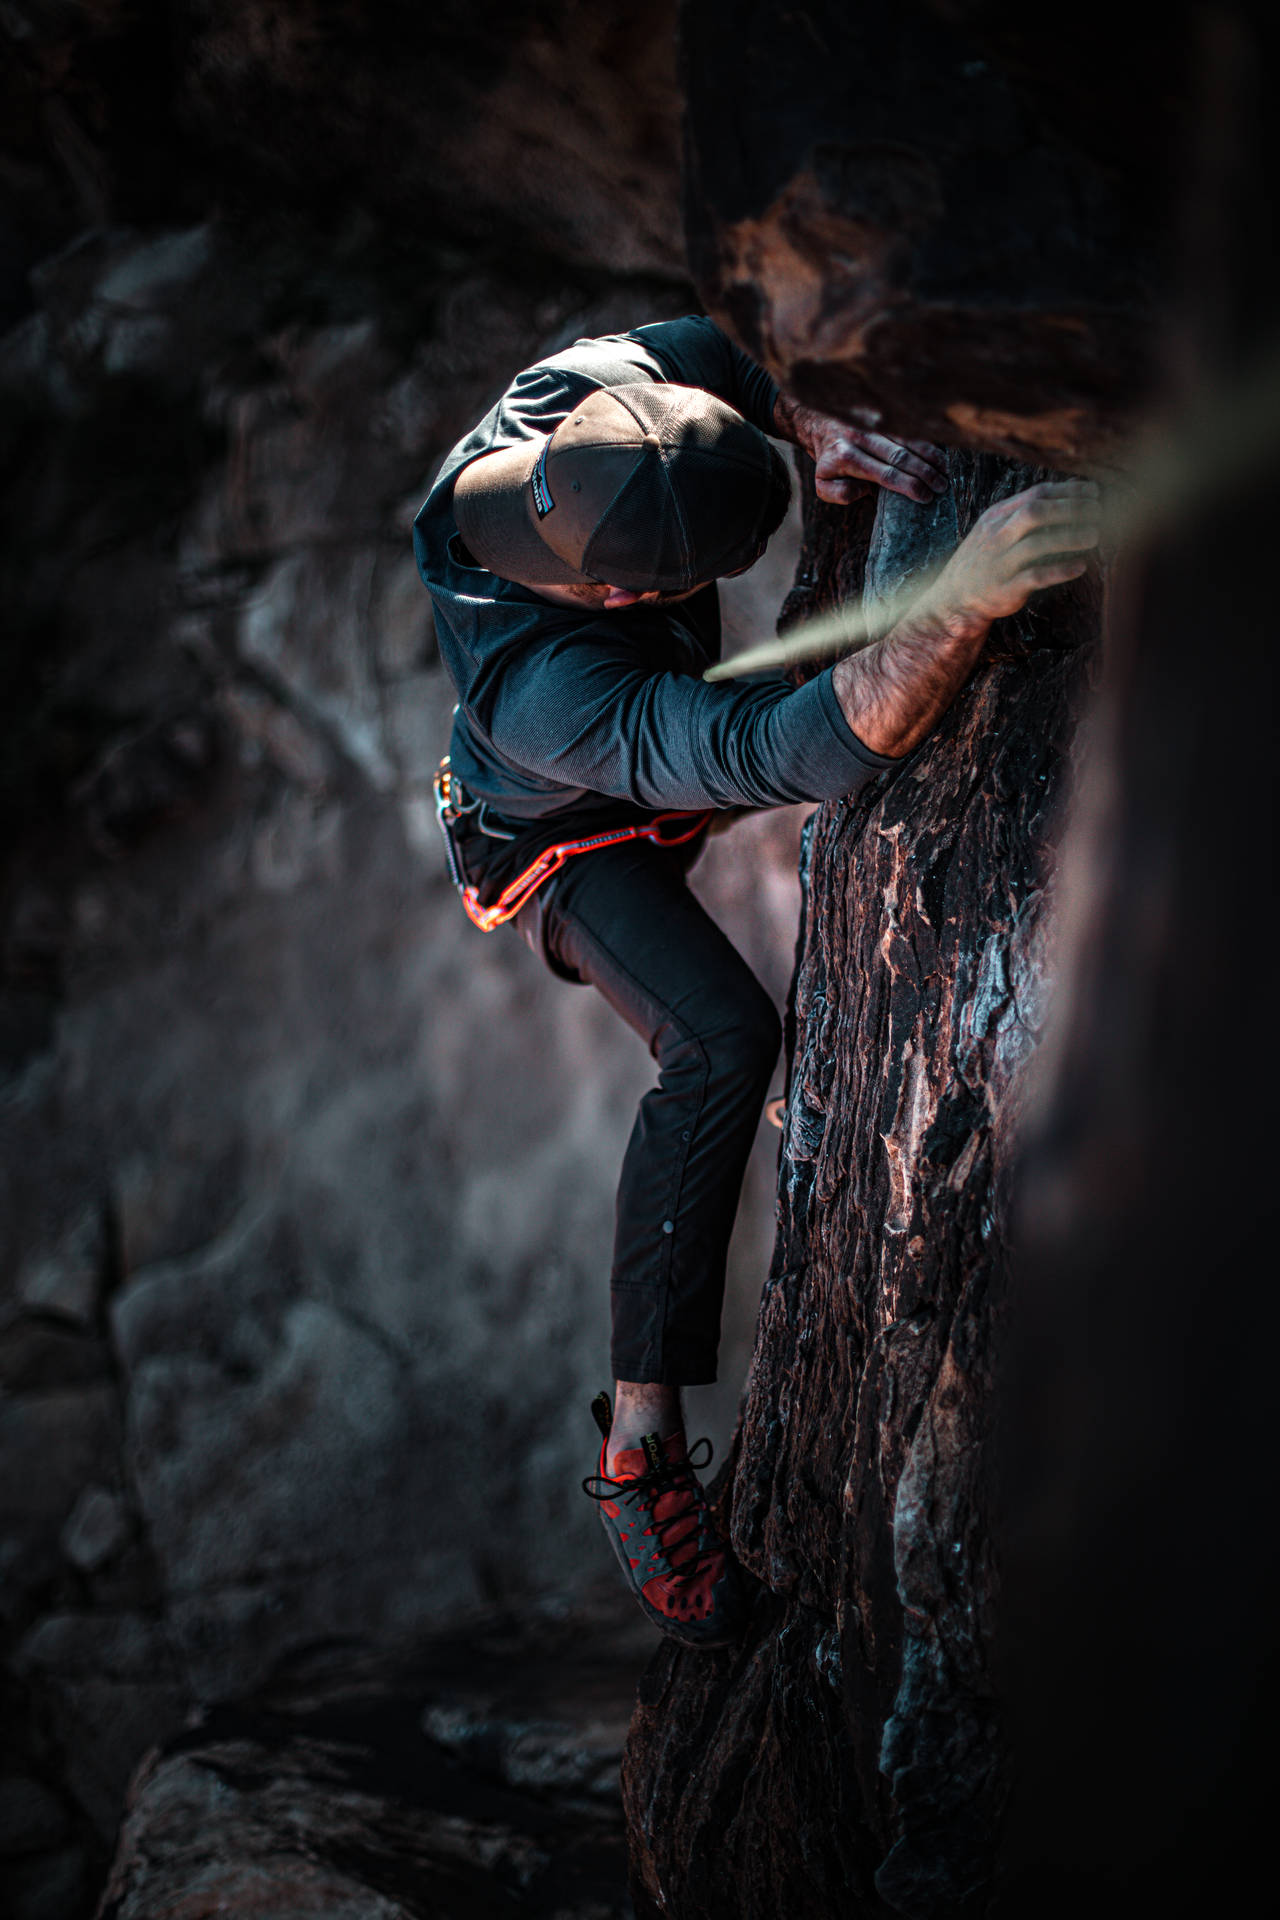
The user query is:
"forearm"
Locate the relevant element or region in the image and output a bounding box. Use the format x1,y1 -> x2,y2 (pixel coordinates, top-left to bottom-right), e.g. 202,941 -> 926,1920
831,600 -> 990,759
487,646 -> 891,813
775,387 -> 984,756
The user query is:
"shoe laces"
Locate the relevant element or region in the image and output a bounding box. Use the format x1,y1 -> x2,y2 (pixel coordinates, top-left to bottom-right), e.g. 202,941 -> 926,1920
583,1436 -> 718,1579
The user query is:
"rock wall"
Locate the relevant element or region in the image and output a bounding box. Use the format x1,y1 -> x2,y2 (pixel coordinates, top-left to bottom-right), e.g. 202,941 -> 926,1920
623,5 -> 1204,1915
0,7 -> 806,1914
624,458 -> 1100,1918
97,1586 -> 651,1920
680,0 -> 1191,469
6,4 -> 1258,1914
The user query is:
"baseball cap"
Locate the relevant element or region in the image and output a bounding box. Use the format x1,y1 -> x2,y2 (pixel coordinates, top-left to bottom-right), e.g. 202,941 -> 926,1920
452,382 -> 788,593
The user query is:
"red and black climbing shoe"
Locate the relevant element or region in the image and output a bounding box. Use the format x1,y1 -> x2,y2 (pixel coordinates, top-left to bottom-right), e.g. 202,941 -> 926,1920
582,1392 -> 746,1649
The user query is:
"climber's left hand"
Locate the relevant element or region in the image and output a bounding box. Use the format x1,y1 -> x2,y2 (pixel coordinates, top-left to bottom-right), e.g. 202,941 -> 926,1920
774,394 -> 949,506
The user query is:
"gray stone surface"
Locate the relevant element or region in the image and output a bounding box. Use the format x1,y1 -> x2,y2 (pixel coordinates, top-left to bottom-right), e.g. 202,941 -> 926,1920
98,1591 -> 646,1920
13,1201 -> 105,1326
1,195 -> 802,1918
0,1775 -> 71,1855
14,1612 -> 189,1841
0,14 -> 811,1907
59,1486 -> 131,1573
0,1388 -> 120,1630
0,1844 -> 88,1920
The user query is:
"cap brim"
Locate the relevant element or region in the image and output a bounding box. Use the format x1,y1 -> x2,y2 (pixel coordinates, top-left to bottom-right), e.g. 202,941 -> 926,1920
452,439 -> 595,588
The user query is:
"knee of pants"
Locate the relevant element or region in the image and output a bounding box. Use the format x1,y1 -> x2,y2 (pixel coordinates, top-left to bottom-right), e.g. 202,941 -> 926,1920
688,987 -> 782,1100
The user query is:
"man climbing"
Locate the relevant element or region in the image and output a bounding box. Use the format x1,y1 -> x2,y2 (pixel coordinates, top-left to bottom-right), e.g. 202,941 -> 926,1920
413,316 -> 1097,1648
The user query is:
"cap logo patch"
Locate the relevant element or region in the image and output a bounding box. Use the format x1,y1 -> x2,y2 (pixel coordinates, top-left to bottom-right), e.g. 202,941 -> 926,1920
531,439 -> 555,518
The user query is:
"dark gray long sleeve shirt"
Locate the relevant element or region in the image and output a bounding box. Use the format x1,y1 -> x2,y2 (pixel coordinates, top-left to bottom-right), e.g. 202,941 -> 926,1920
412,316 -> 893,896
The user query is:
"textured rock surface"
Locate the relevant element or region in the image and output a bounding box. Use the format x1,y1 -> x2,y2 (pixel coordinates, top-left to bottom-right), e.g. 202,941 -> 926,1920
0,7 -> 809,1913
0,0 -> 683,302
681,0 -> 1188,466
623,454 -> 1101,1918
622,10 -> 1279,1916
0,215 -> 802,1893
99,1588 -> 647,1919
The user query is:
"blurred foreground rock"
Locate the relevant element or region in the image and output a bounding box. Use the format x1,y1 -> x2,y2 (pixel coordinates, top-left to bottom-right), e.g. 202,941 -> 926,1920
99,1588 -> 647,1919
1000,13 -> 1280,1912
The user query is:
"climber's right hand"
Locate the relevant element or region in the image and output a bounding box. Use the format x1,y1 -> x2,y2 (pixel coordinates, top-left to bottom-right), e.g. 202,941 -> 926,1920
922,480 -> 1101,635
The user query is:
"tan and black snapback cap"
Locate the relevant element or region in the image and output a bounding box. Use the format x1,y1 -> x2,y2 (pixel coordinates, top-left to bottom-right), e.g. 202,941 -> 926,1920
452,382 -> 786,593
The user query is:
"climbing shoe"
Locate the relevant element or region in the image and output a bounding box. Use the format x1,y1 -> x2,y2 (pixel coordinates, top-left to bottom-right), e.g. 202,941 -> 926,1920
582,1392 -> 746,1649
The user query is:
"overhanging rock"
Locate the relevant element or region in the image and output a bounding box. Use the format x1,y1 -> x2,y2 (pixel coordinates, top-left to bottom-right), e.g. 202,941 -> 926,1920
681,0 -> 1189,467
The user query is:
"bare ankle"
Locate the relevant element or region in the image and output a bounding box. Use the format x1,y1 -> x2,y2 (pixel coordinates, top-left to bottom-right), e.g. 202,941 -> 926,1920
609,1379 -> 682,1466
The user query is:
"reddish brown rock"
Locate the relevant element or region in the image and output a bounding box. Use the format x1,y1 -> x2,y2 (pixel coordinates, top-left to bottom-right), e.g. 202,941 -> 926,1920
623,454 -> 1102,1918
680,0 -> 1190,466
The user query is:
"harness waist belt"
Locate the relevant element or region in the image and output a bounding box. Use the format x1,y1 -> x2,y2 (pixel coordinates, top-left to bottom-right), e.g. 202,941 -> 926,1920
433,757 -> 712,933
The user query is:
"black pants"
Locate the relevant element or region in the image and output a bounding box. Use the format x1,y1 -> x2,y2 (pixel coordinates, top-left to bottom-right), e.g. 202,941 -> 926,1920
517,839 -> 781,1386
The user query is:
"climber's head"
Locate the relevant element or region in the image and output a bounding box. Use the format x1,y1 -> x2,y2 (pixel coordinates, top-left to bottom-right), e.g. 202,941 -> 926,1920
452,382 -> 791,601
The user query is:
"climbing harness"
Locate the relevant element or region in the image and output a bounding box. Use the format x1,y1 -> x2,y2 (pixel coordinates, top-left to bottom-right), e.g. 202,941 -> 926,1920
433,756 -> 712,933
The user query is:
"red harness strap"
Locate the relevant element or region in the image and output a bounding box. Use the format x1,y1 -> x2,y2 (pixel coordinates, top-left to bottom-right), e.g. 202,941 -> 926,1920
433,759 -> 712,933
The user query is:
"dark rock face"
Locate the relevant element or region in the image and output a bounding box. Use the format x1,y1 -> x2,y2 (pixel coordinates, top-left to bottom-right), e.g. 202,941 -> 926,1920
98,1589 -> 649,1919
0,213 -> 687,1917
1001,477 -> 1280,1920
624,457 -> 1101,1917
0,0 -> 683,304
620,10 -> 1214,1910
177,0 -> 684,278
681,0 -> 1190,466
1000,18 -> 1280,1912
0,7 -> 808,1914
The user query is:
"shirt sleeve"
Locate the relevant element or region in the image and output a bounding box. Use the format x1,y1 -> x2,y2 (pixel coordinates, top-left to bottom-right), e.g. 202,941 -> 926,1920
627,317 -> 780,436
472,625 -> 894,812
